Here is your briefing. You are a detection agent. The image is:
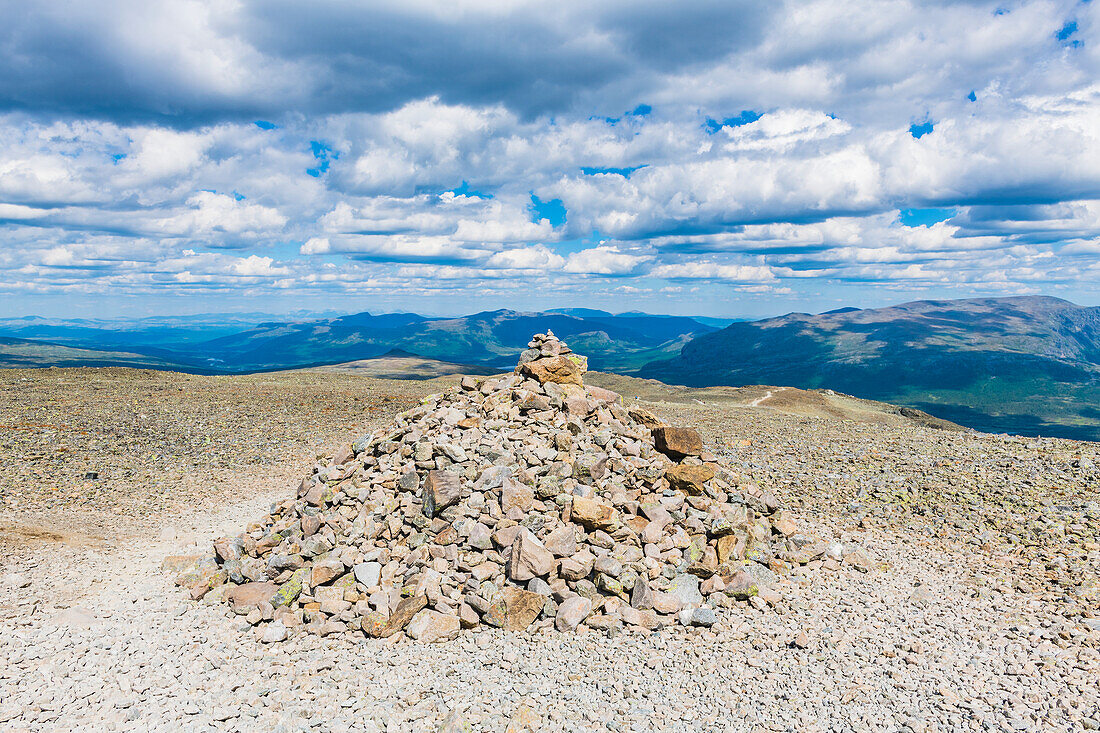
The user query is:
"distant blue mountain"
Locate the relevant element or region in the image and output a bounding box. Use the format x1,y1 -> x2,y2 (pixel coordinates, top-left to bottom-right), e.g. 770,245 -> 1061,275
641,296 -> 1100,441
0,308 -> 718,374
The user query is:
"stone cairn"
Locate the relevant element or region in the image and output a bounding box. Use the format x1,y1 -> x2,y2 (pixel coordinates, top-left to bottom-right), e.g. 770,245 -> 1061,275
184,331 -> 808,643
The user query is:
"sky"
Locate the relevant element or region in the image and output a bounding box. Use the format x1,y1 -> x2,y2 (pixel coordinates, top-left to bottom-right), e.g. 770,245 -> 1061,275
2,0 -> 1099,319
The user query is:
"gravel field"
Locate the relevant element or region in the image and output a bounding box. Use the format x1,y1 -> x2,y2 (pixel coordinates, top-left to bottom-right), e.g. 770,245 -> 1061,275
1,368 -> 1098,732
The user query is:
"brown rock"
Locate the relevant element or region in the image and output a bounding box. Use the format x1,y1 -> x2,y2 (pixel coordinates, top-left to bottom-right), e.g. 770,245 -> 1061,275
310,557 -> 344,587
586,386 -> 621,405
651,426 -> 703,459
507,530 -> 555,582
500,478 -> 535,513
716,533 -> 747,564
651,591 -> 683,614
435,525 -> 459,545
627,406 -> 664,429
543,526 -> 577,557
213,537 -> 242,563
620,605 -> 658,629
381,595 -> 428,637
406,609 -> 461,643
503,586 -> 545,631
570,496 -> 618,531
563,396 -> 591,417
301,515 -> 321,537
332,443 -> 354,465
723,569 -> 759,599
771,509 -> 798,537
458,602 -> 480,628
423,470 -> 463,517
303,483 -> 332,507
558,551 -> 595,581
665,464 -> 715,495
225,582 -> 278,614
518,355 -> 583,386
362,610 -> 389,637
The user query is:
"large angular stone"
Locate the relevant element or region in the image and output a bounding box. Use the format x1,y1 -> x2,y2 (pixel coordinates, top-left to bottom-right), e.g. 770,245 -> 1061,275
503,586 -> 545,631
665,464 -> 715,495
500,478 -> 535,513
310,557 -> 344,587
651,426 -> 703,459
353,561 -> 382,589
630,579 -> 655,610
543,526 -> 577,557
554,596 -> 592,631
570,496 -> 618,531
558,551 -> 595,581
213,537 -> 243,563
518,355 -> 583,386
468,522 -> 493,550
723,569 -> 759,599
621,605 -> 658,629
716,533 -> 747,564
423,470 -> 463,517
507,530 -> 554,582
382,595 -> 428,637
669,574 -> 703,606
406,609 -> 461,643
586,386 -> 621,405
225,582 -> 278,614
572,453 -> 608,482
271,568 -> 310,608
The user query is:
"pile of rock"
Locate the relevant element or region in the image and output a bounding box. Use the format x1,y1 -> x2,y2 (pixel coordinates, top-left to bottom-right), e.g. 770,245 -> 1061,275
185,332 -> 816,642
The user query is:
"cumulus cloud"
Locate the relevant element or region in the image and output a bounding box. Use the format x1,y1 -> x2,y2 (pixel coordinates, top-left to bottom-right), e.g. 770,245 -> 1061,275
1,0 -> 1099,313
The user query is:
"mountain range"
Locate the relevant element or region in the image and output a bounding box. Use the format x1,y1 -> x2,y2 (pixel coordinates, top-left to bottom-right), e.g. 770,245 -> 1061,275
3,296 -> 1099,441
0,309 -> 725,374
642,296 -> 1100,441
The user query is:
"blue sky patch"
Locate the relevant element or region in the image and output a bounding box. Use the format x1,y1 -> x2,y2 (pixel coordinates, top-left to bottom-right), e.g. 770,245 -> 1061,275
1056,20 -> 1081,47
529,195 -> 567,227
968,90 -> 977,102
909,121 -> 934,138
899,207 -> 956,227
307,140 -> 336,177
254,120 -> 277,130
581,165 -> 646,178
629,104 -> 652,117
449,181 -> 493,199
705,110 -> 762,134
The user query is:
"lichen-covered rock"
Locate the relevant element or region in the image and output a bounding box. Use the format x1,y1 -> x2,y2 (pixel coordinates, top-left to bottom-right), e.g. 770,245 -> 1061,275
271,568 -> 309,608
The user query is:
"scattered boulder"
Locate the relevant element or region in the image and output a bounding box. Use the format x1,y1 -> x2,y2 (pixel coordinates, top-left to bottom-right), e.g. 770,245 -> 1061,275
665,464 -> 715,495
651,426 -> 703,459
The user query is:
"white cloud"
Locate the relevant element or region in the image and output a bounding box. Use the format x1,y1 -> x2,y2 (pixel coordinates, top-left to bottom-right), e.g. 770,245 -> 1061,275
2,1 -> 1100,309
650,262 -> 777,282
564,245 -> 650,275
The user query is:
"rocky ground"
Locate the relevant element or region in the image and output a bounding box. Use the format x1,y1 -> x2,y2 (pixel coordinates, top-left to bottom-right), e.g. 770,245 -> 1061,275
1,366 -> 1099,731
